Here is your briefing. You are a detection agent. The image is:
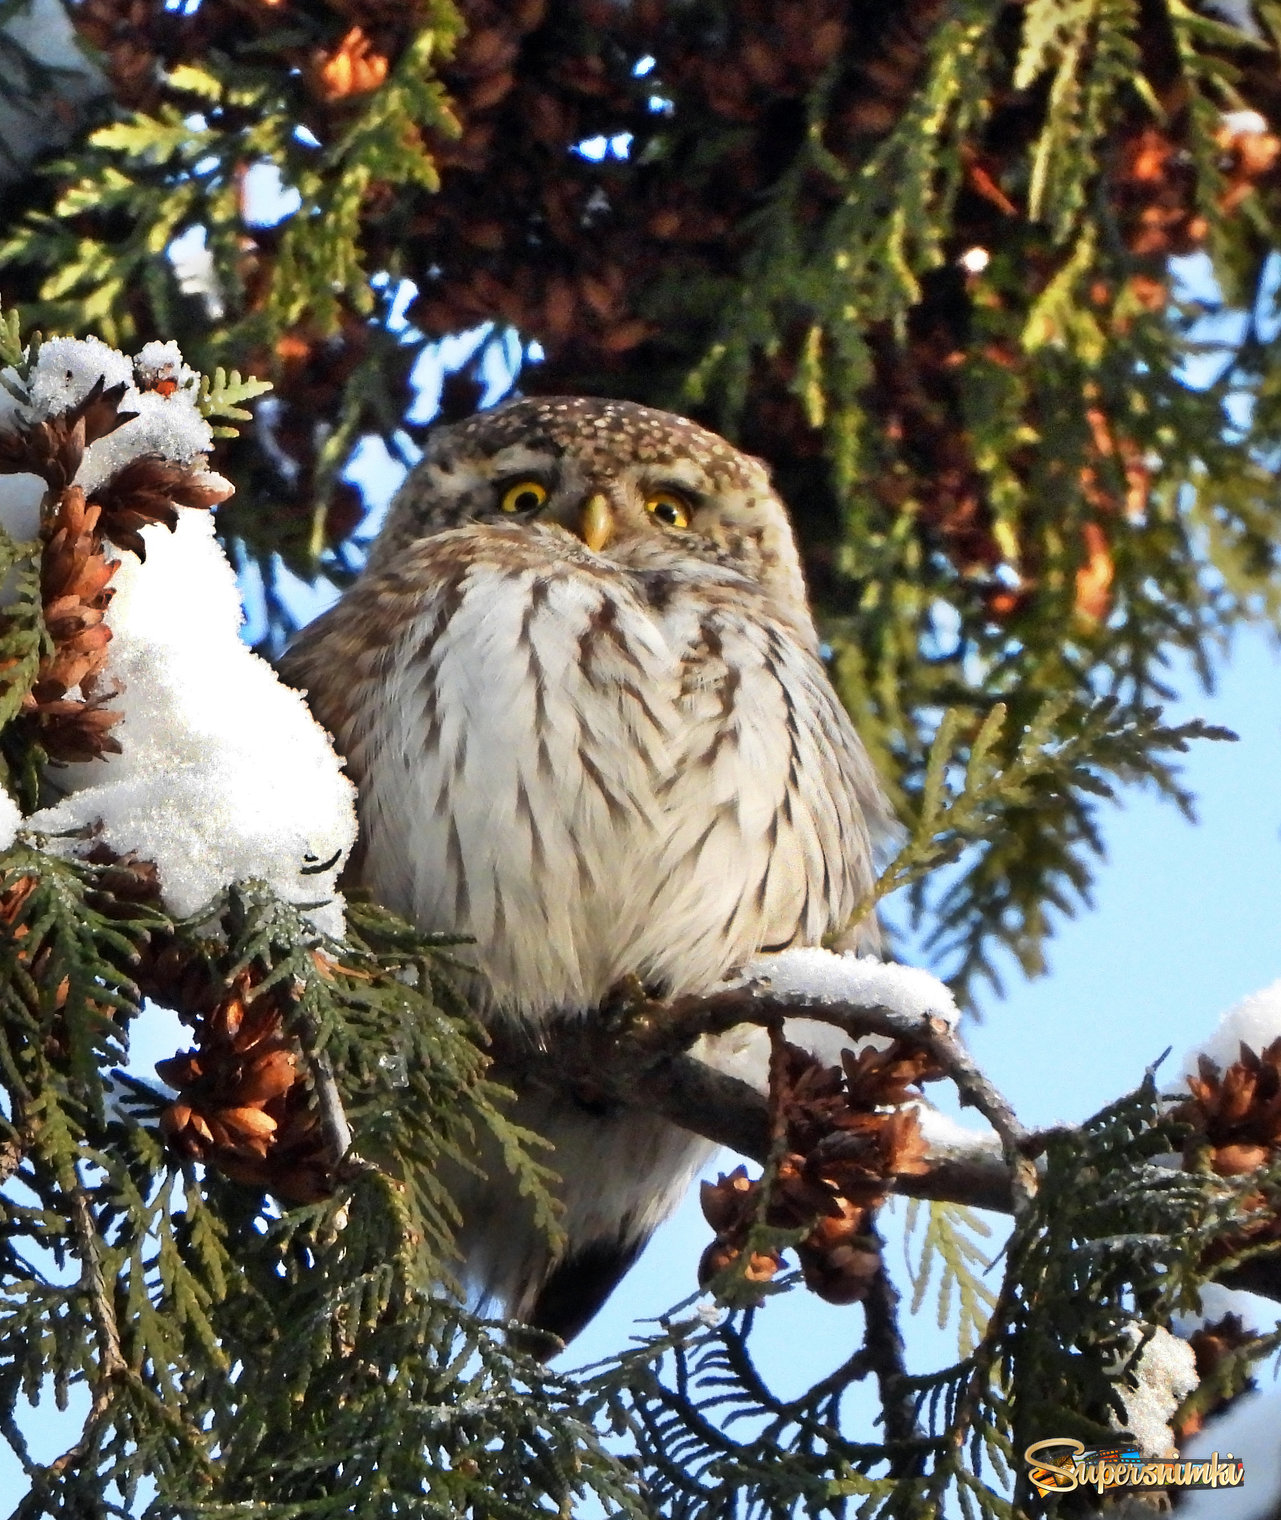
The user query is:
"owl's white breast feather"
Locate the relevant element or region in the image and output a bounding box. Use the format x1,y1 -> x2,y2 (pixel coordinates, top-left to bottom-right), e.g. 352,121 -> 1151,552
292,522 -> 884,1028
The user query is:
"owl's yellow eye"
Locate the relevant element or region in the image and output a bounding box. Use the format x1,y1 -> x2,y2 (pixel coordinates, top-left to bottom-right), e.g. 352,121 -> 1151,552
499,479 -> 549,514
645,490 -> 691,529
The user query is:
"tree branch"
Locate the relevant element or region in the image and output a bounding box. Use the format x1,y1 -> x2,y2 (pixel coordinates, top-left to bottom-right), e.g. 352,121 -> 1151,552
520,983 -> 1281,1308
861,1225 -> 928,1476
298,1026 -> 354,1163
620,1046 -> 1017,1214
69,1172 -> 125,1381
657,985 -> 1039,1214
525,984 -> 1026,1215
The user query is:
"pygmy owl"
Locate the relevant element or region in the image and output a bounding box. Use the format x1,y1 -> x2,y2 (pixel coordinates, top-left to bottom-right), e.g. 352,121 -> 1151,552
282,396 -> 891,1345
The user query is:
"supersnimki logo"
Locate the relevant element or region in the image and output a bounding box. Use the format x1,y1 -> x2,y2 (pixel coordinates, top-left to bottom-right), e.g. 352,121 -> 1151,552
1024,1438 -> 1245,1496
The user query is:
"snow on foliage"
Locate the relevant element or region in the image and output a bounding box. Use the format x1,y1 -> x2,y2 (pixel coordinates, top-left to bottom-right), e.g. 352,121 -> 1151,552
0,336 -> 357,935
0,789 -> 20,854
1111,1324 -> 1199,1456
1185,978 -> 1281,1074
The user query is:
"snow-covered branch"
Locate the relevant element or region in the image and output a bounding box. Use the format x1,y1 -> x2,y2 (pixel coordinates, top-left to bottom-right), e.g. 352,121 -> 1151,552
496,949 -> 1019,1216
0,335 -> 357,933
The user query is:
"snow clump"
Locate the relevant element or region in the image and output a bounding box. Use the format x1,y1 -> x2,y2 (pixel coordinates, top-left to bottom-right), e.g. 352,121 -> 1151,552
1185,979 -> 1281,1076
706,948 -> 960,1090
1110,1324 -> 1199,1457
0,336 -> 357,935
737,947 -> 960,1027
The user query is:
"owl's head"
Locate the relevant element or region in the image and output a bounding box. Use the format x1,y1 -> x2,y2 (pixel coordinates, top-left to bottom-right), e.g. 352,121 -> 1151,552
365,396 -> 813,633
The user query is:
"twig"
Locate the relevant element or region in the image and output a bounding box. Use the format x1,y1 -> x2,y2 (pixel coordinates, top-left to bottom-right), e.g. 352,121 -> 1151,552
526,987 -> 1029,1215
11,1170 -> 134,1520
666,986 -> 1028,1152
513,985 -> 1281,1307
631,1048 -> 1019,1212
674,986 -> 1038,1218
69,1172 -> 125,1380
861,1223 -> 928,1476
302,1035 -> 354,1162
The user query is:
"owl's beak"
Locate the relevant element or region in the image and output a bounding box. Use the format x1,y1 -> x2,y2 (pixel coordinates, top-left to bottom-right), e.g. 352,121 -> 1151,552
578,493 -> 614,553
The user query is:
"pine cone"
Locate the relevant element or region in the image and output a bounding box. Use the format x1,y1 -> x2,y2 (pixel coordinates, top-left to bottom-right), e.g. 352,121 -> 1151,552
90,457 -> 233,560
1176,1038 -> 1281,1175
157,968 -> 336,1202
26,694 -> 124,764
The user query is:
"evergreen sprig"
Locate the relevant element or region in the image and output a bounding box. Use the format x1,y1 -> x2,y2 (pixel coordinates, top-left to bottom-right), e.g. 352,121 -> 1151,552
905,1200 -> 997,1358
0,527 -> 46,739
853,695 -> 1234,996
197,368 -> 273,439
0,852 -> 621,1518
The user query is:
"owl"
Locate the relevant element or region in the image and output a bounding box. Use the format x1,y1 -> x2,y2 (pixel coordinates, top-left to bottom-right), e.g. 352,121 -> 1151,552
281,396 -> 891,1346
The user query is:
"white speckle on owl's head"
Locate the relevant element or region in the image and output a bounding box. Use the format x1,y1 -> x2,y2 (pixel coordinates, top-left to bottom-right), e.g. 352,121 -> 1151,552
364,396 -> 813,635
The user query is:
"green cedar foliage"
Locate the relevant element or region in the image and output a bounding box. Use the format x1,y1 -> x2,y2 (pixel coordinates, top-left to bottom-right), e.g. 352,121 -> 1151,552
574,1077 -> 1280,1520
0,849 -> 630,1518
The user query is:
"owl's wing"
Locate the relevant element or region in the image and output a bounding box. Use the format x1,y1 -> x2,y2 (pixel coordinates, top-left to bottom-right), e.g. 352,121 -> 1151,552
619,574 -> 891,989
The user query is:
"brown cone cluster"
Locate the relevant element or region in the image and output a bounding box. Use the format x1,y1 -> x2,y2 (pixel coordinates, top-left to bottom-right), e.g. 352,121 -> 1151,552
1177,1038 -> 1281,1179
0,376 -> 131,763
0,839 -> 334,1202
308,25 -> 391,102
0,376 -> 135,490
91,456 -> 232,561
1114,116 -> 1281,259
147,957 -> 334,1202
1174,1039 -> 1281,1276
0,371 -> 232,764
0,362 -> 324,1199
700,1037 -> 937,1305
24,485 -> 124,764
1172,1312 -> 1256,1444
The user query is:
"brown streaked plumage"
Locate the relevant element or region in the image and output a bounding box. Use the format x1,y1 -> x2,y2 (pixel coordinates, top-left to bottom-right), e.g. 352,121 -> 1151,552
282,395 -> 891,1347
